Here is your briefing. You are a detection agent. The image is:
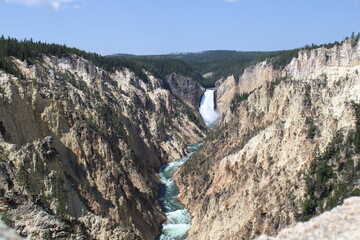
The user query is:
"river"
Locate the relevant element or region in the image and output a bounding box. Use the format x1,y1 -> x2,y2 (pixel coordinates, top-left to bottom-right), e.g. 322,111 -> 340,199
157,89 -> 220,239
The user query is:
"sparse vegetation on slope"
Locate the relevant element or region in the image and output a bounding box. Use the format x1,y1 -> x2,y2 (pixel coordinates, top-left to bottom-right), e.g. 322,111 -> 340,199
0,37 -> 206,239
299,103 -> 360,221
176,37 -> 360,240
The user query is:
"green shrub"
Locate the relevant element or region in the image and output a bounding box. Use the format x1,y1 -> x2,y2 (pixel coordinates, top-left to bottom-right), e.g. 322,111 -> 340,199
306,117 -> 316,139
299,198 -> 316,222
0,189 -> 5,198
230,92 -> 251,114
16,166 -> 28,188
303,84 -> 312,107
350,188 -> 360,196
0,211 -> 11,226
269,78 -> 284,97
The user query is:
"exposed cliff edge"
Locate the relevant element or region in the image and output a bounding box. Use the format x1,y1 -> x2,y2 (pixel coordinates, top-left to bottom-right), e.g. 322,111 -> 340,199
0,53 -> 205,239
176,40 -> 360,239
257,197 -> 360,240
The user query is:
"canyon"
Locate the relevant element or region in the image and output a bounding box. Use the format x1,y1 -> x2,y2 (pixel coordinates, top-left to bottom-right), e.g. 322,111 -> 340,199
0,53 -> 205,239
0,38 -> 359,240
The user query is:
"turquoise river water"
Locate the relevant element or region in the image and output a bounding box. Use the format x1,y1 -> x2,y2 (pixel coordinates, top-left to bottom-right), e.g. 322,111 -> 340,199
157,89 -> 219,239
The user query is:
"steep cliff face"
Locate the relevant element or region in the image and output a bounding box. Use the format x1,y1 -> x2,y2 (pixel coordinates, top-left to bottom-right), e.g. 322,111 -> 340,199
176,40 -> 360,240
215,60 -> 282,121
257,197 -> 360,240
165,73 -> 205,109
0,54 -> 205,239
214,75 -> 237,123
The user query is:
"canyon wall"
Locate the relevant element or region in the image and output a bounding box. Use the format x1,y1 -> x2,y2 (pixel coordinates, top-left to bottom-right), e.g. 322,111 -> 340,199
257,197 -> 360,240
0,54 -> 205,239
176,40 -> 360,240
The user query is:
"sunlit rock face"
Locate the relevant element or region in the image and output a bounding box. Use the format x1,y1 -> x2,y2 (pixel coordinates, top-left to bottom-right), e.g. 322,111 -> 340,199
166,73 -> 205,109
176,40 -> 360,240
257,197 -> 360,240
0,54 -> 206,239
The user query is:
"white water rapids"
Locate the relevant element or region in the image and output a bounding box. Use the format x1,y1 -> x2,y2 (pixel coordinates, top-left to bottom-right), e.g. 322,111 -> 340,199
157,89 -> 219,239
157,143 -> 202,240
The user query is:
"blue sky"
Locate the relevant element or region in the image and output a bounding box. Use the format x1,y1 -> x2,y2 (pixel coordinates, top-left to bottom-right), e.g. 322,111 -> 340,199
0,0 -> 359,55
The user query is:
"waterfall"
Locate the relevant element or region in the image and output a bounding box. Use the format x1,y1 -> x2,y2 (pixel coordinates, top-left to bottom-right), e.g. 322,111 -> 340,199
157,90 -> 219,239
199,89 -> 220,128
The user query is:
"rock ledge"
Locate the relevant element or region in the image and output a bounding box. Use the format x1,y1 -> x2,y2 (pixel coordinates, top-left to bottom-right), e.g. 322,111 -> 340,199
257,197 -> 360,240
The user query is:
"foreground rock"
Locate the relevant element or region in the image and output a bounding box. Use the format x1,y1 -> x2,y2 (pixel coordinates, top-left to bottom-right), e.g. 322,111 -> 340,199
257,197 -> 360,240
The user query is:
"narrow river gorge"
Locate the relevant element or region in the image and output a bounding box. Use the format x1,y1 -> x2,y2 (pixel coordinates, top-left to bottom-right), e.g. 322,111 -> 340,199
157,89 -> 220,240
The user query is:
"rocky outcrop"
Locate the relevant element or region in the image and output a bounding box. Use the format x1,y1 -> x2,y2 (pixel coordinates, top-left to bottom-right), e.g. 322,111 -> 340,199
286,41 -> 360,80
0,54 -> 205,239
216,40 -> 360,122
166,73 -> 205,109
215,60 -> 282,118
214,75 -> 237,123
257,197 -> 360,240
176,40 -> 360,240
239,60 -> 281,94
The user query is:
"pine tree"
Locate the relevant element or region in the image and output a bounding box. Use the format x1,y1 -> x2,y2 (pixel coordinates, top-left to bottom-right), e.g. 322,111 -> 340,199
351,32 -> 355,40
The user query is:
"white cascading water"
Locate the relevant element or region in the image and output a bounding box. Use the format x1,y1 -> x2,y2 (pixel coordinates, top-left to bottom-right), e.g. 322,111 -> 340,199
199,89 -> 220,128
157,90 -> 219,239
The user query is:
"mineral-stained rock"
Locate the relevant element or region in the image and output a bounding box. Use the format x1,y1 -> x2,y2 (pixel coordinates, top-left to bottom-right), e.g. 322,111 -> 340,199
0,54 -> 205,239
176,40 -> 360,240
166,73 -> 205,109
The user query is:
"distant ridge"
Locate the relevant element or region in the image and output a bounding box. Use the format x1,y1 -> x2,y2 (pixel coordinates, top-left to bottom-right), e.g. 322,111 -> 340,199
109,35 -> 354,88
110,50 -> 277,87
